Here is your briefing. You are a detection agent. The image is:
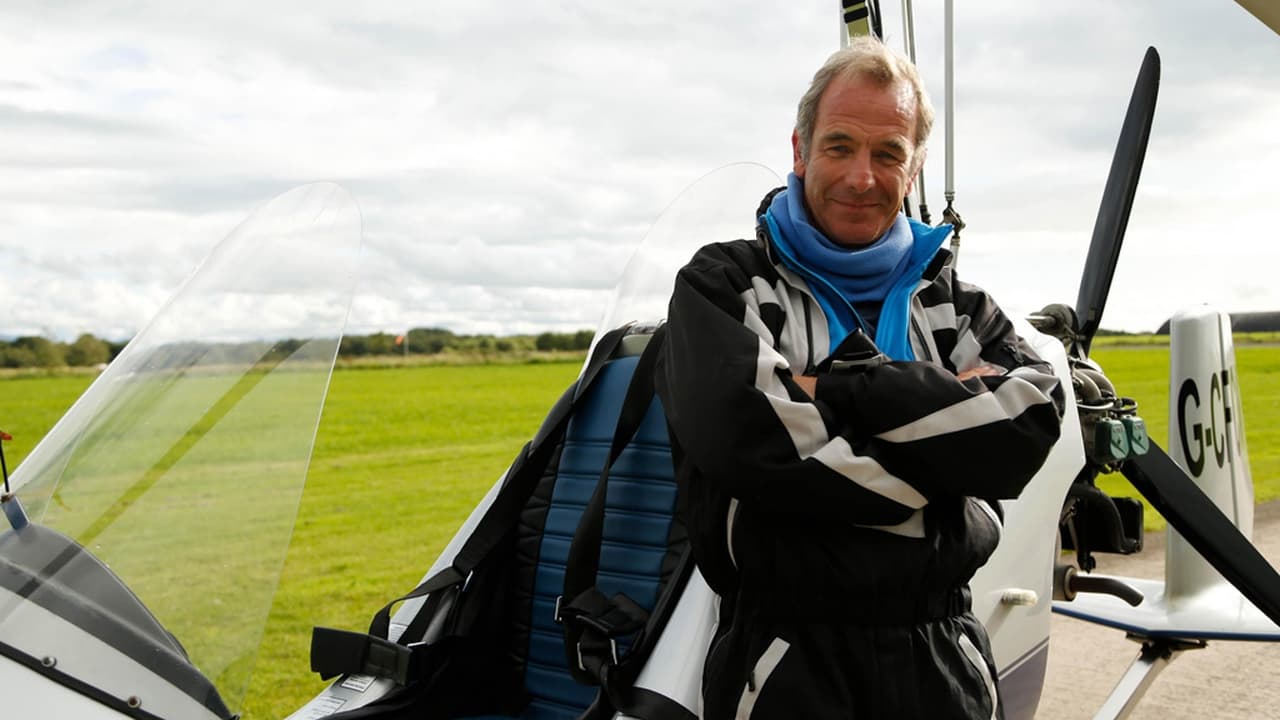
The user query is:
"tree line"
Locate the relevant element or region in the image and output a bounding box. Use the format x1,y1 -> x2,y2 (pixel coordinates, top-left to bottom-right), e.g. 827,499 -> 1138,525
3,325 -> 1190,370
339,327 -> 595,357
0,327 -> 596,369
0,334 -> 123,368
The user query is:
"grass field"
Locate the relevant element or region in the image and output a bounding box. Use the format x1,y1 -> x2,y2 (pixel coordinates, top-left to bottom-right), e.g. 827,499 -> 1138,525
1,345 -> 1278,717
1089,344 -> 1280,525
242,362 -> 584,717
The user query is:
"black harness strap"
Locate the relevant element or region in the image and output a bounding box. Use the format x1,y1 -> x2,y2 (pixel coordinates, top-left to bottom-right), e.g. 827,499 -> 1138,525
310,627 -> 424,686
311,324 -> 631,684
562,326 -> 667,621
560,326 -> 695,719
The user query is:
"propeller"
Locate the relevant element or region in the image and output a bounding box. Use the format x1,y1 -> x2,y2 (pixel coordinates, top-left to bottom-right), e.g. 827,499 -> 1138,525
1068,47 -> 1280,627
1123,446 -> 1280,623
1074,46 -> 1160,357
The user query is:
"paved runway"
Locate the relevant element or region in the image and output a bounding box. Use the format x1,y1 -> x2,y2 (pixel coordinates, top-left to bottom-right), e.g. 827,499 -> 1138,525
1036,501 -> 1280,719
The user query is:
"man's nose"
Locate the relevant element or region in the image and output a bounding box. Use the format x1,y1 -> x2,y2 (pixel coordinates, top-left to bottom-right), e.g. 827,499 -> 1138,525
844,151 -> 875,193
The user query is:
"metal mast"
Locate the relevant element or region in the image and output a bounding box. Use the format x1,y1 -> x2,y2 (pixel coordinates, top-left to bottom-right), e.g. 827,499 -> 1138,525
941,0 -> 966,260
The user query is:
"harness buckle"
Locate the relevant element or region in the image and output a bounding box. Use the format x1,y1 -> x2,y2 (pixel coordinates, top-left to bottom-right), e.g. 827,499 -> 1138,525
576,637 -> 619,673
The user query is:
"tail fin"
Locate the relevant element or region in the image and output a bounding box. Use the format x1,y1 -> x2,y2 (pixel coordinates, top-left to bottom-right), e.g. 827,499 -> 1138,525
1052,306 -> 1278,645
1166,305 -> 1255,597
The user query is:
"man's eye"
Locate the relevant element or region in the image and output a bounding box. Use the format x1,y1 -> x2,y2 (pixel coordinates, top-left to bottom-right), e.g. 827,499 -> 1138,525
827,145 -> 851,156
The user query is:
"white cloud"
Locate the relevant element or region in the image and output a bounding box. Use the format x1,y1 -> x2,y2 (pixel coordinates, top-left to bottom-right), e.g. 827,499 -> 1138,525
1,1 -> 1277,343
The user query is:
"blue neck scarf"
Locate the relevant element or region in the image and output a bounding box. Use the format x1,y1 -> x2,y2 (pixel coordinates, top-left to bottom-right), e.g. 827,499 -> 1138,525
769,172 -> 914,303
764,172 -> 951,360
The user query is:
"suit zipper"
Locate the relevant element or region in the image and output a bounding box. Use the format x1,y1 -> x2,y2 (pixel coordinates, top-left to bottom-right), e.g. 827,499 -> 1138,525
910,300 -> 933,362
802,301 -> 816,374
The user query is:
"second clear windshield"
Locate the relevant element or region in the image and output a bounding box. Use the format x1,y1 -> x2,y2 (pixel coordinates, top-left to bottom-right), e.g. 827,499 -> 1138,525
4,183 -> 361,715
592,163 -> 782,338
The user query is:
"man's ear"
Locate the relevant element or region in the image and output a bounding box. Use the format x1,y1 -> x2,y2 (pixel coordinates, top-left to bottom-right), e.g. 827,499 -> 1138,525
906,145 -> 928,195
792,129 -> 805,177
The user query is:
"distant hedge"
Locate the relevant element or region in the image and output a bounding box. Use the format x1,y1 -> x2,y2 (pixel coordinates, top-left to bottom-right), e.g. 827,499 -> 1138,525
0,334 -> 125,369
1154,312 -> 1280,335
0,328 -> 596,369
339,328 -> 594,358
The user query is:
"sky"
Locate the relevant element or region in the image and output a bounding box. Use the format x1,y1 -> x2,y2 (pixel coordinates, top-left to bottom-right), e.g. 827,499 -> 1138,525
1,1 -> 1277,342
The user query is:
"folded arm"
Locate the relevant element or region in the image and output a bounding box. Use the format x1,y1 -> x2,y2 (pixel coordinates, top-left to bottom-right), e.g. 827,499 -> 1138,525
655,242 -> 1063,524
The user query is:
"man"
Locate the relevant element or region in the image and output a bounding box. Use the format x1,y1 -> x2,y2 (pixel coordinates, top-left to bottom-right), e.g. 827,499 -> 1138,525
654,37 -> 1064,719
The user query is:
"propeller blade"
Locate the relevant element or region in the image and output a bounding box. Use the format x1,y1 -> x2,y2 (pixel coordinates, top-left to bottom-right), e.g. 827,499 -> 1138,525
1121,441 -> 1280,626
1075,47 -> 1160,355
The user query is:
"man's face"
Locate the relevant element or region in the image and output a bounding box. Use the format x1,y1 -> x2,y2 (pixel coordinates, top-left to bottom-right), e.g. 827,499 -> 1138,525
792,75 -> 921,247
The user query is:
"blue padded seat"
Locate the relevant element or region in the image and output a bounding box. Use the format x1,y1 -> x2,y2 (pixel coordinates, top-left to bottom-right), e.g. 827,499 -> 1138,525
466,354 -> 677,720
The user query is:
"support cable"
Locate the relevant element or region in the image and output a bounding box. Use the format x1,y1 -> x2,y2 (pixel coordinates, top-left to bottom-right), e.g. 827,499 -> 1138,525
901,0 -> 931,225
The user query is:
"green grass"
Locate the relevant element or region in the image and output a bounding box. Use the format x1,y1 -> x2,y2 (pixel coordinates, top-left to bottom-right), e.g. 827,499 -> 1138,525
0,374 -> 96,465
0,361 -> 582,718
245,362 -> 583,717
1089,344 -> 1280,531
2,347 -> 1278,717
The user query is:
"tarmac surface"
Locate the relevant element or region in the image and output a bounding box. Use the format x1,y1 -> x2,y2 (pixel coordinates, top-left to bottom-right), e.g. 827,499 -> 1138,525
1036,500 -> 1280,719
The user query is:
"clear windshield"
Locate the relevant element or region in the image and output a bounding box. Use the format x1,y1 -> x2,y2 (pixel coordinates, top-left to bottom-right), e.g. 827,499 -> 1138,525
2,183 -> 361,716
591,163 -> 782,342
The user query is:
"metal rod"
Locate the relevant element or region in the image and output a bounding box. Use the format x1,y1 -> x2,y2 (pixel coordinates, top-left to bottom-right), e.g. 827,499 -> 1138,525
944,0 -> 956,201
1093,638 -> 1202,719
901,0 -> 917,62
840,1 -> 850,47
0,432 -> 9,495
901,0 -> 930,223
942,0 -> 962,259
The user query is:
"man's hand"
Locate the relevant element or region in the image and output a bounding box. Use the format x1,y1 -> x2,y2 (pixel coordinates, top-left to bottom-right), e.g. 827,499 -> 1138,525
956,365 -> 1002,381
792,373 -> 817,399
793,364 -> 999,399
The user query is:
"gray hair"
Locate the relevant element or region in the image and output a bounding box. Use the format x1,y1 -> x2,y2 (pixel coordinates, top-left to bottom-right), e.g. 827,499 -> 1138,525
794,36 -> 935,166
